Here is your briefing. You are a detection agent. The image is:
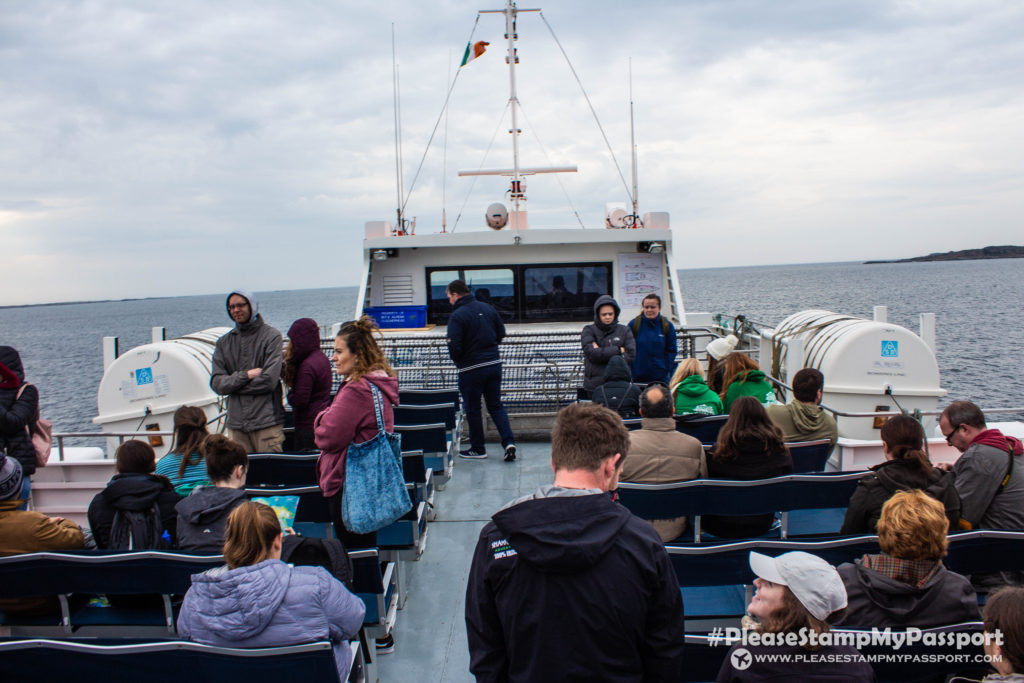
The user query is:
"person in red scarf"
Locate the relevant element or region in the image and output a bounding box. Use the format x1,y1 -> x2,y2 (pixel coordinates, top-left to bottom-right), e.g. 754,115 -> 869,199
939,400 -> 1024,588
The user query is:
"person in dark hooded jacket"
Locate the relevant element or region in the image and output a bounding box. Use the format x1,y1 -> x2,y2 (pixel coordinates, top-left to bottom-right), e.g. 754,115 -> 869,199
0,346 -> 39,495
466,403 -> 685,682
176,434 -> 249,552
841,414 -> 960,535
283,318 -> 332,451
591,355 -> 641,418
580,295 -> 636,394
87,440 -> 180,549
833,490 -> 979,629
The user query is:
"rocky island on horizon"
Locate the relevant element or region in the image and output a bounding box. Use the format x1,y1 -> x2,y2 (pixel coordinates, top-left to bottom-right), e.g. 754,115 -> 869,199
865,244 -> 1024,264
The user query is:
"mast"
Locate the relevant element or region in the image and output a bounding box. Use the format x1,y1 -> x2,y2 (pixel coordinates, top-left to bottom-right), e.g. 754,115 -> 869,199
504,0 -> 522,218
629,58 -> 640,225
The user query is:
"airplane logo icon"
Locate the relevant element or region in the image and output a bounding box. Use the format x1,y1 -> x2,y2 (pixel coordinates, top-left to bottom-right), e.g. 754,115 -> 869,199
731,647 -> 753,670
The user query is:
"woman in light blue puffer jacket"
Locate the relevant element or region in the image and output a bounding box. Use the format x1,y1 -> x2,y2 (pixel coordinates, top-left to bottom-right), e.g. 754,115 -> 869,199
177,501 -> 365,681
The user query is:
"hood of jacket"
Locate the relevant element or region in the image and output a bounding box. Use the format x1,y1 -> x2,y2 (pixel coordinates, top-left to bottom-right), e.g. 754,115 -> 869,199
0,346 -> 24,387
176,486 -> 248,525
452,292 -> 478,311
101,473 -> 173,511
846,558 -> 956,621
871,458 -> 939,492
592,295 -> 621,331
675,374 -> 712,398
185,559 -> 290,639
491,491 -> 629,574
780,400 -> 829,433
286,318 -> 321,361
357,370 -> 400,406
603,355 -> 633,383
226,288 -> 260,327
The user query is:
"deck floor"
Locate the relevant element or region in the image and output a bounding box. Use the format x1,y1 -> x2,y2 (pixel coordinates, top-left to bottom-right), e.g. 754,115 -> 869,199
377,440 -> 554,682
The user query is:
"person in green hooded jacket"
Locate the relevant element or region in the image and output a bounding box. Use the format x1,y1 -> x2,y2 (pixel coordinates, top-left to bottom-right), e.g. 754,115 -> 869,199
669,358 -> 723,416
720,352 -> 780,413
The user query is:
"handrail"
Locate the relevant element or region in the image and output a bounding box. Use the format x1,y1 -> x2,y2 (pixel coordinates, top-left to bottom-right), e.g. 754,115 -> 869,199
49,410 -> 227,462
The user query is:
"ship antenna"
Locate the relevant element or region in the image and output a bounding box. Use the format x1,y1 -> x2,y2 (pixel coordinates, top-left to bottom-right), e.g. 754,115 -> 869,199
629,57 -> 641,227
392,24 -> 406,235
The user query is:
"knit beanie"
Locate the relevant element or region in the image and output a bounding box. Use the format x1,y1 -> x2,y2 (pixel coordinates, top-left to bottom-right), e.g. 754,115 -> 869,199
0,456 -> 24,501
706,334 -> 739,361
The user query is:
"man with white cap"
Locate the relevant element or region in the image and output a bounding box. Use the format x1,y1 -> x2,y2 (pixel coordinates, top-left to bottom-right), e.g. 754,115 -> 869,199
717,551 -> 875,682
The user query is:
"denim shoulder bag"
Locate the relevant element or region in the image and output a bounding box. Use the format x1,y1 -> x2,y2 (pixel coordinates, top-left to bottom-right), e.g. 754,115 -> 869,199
342,382 -> 412,535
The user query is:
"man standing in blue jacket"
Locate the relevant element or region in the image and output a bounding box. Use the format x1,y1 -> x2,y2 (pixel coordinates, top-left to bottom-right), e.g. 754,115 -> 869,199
445,280 -> 517,462
629,293 -> 677,384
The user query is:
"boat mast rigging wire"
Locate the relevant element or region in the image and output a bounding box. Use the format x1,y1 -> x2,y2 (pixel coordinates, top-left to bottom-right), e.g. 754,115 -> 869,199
538,11 -> 636,210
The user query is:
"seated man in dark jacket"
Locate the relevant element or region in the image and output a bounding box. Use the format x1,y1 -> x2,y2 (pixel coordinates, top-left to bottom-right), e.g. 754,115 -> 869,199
833,490 -> 979,629
591,355 -> 642,418
466,402 -> 684,682
176,434 -> 249,552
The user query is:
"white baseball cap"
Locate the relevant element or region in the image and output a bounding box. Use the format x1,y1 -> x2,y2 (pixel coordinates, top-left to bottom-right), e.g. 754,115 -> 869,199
706,334 -> 738,361
749,551 -> 847,621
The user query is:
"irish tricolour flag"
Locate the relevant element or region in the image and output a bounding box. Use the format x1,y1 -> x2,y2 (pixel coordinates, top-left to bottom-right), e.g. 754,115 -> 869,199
460,40 -> 489,67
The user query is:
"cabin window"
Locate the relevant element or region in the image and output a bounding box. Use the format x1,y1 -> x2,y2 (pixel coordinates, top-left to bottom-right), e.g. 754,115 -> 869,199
522,264 -> 611,321
427,263 -> 612,324
427,267 -> 515,324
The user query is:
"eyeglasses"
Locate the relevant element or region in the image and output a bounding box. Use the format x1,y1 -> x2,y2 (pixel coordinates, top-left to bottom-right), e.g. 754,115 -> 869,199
943,423 -> 962,445
228,303 -> 250,310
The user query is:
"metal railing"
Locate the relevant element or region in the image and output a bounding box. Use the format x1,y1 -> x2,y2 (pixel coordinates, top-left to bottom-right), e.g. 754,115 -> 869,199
318,329 -> 699,416
49,411 -> 227,461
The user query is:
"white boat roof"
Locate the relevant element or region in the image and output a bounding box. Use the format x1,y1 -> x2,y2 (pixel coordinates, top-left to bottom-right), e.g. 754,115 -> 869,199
364,226 -> 671,251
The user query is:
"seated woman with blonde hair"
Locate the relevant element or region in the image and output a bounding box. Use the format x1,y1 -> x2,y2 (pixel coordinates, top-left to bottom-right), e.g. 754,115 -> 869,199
669,358 -> 723,416
177,501 -> 365,681
834,489 -> 978,629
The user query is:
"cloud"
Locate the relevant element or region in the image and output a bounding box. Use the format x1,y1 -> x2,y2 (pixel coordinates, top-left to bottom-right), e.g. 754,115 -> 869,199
1,0 -> 1021,305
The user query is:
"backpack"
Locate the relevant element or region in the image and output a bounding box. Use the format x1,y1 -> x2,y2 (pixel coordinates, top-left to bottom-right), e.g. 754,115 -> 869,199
281,534 -> 354,590
630,315 -> 671,339
108,504 -> 164,550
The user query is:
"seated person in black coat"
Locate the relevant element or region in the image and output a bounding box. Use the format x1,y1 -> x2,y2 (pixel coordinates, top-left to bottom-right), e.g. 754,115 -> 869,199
841,414 -> 961,534
591,355 -> 641,419
703,397 -> 792,538
87,440 -> 180,549
833,489 -> 979,629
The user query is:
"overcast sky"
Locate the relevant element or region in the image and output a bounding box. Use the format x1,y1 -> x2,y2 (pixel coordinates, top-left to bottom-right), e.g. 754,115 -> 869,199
2,0 -> 1022,306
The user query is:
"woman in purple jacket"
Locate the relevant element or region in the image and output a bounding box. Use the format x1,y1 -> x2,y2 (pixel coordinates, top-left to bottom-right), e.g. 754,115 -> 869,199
177,501 -> 365,681
283,318 -> 332,451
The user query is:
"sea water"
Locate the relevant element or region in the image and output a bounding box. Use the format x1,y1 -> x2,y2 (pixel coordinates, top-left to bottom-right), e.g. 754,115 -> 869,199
1,258 -> 1021,437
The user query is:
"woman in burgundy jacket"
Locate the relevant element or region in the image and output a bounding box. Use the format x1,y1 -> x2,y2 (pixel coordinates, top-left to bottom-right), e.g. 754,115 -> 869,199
314,316 -> 399,549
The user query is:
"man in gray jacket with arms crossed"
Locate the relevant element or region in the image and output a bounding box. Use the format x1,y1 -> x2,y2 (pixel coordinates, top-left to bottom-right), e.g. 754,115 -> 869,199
210,288 -> 286,453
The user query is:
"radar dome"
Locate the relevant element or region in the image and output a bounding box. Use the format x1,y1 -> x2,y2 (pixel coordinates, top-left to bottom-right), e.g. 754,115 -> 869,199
486,203 -> 508,230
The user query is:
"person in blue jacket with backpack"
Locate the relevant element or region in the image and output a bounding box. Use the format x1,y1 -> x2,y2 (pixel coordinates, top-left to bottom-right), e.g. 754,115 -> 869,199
629,294 -> 677,384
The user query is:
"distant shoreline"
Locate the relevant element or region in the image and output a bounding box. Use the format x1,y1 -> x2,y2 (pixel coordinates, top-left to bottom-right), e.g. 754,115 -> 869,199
865,245 -> 1024,264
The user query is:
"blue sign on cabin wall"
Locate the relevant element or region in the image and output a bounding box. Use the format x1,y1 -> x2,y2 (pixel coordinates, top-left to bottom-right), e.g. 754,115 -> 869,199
880,341 -> 899,358
135,368 -> 154,385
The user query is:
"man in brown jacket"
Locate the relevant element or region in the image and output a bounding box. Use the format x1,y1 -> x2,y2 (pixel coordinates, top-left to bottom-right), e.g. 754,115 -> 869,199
0,455 -> 85,556
0,455 -> 86,614
620,384 -> 706,541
